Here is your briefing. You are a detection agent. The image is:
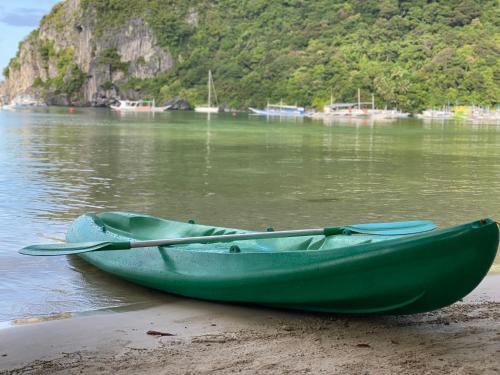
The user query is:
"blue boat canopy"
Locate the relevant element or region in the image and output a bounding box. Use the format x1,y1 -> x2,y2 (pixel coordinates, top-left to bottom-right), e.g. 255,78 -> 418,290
326,102 -> 371,109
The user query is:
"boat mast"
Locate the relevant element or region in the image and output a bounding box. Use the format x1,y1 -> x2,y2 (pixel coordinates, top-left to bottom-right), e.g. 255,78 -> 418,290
357,88 -> 361,110
208,70 -> 212,108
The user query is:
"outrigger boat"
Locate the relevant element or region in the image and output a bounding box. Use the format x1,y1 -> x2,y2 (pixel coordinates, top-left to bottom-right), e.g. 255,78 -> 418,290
110,99 -> 170,113
416,108 -> 453,119
321,90 -> 409,119
20,212 -> 499,314
249,100 -> 305,117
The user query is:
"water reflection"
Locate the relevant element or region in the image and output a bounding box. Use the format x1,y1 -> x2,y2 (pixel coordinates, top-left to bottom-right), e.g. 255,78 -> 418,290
0,109 -> 499,321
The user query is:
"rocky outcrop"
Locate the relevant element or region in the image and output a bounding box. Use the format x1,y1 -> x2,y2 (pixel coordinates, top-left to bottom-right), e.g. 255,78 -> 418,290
163,98 -> 191,111
0,0 -> 173,106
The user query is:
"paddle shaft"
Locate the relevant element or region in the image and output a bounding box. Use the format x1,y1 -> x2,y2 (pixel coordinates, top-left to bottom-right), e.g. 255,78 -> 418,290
129,228 -> 330,248
19,220 -> 436,256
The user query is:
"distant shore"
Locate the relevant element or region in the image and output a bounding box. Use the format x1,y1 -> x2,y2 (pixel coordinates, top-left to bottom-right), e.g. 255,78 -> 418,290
1,274 -> 498,374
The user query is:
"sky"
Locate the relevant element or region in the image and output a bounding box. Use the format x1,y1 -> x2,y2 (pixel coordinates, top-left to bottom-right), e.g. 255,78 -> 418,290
0,0 -> 60,74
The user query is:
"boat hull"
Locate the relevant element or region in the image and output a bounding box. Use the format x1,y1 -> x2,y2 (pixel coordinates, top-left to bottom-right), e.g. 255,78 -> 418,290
194,106 -> 219,113
3,104 -> 46,110
67,212 -> 499,314
249,107 -> 304,117
110,106 -> 169,113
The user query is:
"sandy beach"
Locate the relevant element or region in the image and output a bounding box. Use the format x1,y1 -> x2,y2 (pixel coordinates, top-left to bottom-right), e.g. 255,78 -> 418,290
1,275 -> 499,374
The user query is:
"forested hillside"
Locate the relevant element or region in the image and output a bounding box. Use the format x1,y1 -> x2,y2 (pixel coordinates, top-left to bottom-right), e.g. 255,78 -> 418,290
4,0 -> 500,111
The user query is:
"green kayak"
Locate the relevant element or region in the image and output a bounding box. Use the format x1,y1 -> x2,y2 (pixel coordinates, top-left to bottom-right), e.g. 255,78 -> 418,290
66,212 -> 499,314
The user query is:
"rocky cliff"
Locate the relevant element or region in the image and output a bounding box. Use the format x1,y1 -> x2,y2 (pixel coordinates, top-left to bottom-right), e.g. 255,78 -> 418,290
1,0 -> 172,106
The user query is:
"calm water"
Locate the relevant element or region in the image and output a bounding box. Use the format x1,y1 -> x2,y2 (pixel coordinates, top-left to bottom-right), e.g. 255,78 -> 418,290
1,108 -> 499,321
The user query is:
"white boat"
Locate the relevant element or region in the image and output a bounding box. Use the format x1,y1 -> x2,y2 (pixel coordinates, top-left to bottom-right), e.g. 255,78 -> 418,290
195,70 -> 220,113
417,108 -> 453,119
376,109 -> 410,119
3,95 -> 46,110
249,100 -> 305,116
110,99 -> 170,112
323,104 -> 360,117
319,90 -> 410,121
323,90 -> 376,118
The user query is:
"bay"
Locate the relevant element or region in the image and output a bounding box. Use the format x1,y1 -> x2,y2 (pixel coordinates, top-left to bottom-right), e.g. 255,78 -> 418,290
0,108 -> 499,321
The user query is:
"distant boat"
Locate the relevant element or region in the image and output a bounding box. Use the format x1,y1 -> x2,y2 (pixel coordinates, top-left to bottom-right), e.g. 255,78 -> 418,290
3,95 -> 46,110
195,70 -> 220,113
249,100 -> 305,116
453,105 -> 500,123
416,108 -> 453,119
321,91 -> 409,119
110,99 -> 170,112
469,111 -> 500,122
374,109 -> 410,119
322,103 -> 365,117
323,90 -> 374,118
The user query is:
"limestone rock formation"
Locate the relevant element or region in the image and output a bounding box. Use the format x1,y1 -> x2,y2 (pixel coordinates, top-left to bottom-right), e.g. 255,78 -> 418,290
1,0 -> 172,106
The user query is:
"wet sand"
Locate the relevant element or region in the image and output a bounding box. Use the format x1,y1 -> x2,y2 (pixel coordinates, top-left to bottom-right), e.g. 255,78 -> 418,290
1,276 -> 499,375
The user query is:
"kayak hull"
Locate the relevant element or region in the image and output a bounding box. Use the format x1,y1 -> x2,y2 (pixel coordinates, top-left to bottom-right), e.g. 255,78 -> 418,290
67,212 -> 499,314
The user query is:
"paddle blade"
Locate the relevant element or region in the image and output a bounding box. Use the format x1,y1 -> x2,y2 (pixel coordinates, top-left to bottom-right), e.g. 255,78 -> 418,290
19,241 -> 130,256
345,220 -> 437,235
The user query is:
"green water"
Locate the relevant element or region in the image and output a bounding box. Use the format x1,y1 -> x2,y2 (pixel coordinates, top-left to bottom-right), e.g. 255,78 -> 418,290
1,108 -> 499,321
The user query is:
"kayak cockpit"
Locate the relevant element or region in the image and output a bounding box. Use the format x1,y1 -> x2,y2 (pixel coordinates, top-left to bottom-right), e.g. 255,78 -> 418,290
94,212 -> 244,240
91,212 -> 399,253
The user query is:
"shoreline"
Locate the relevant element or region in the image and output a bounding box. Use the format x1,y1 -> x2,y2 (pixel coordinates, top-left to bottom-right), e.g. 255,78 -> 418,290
1,275 -> 499,374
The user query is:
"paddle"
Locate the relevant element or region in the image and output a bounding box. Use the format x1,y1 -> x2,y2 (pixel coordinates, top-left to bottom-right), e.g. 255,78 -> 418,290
19,220 -> 436,256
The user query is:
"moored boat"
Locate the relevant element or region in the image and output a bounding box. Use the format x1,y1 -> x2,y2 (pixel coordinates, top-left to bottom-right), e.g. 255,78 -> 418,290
2,95 -> 46,110
320,90 -> 409,119
417,108 -> 453,119
64,212 -> 499,314
249,101 -> 305,117
194,70 -> 220,113
110,99 -> 170,112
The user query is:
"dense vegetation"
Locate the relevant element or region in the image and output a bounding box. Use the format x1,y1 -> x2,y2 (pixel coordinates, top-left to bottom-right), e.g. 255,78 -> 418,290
8,1 -> 500,111
82,0 -> 499,111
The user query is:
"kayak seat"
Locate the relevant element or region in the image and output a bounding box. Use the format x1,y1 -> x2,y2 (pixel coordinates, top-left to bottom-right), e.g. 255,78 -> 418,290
249,236 -> 378,252
97,212 -> 245,241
